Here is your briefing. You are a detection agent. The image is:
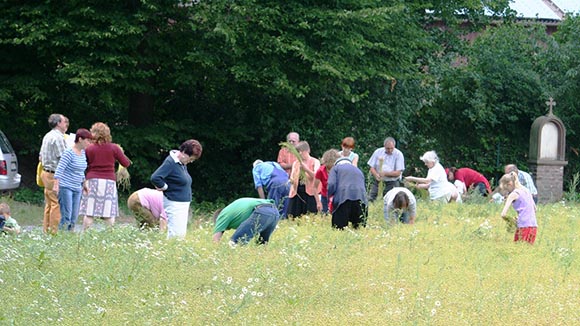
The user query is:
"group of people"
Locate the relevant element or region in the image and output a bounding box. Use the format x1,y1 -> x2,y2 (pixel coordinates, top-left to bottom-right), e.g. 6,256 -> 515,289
39,114 -> 131,234
238,133 -> 538,245
37,113 -> 203,240
32,117 -> 537,246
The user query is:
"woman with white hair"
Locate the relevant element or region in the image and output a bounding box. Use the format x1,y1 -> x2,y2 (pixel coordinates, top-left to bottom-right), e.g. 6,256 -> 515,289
405,150 -> 459,203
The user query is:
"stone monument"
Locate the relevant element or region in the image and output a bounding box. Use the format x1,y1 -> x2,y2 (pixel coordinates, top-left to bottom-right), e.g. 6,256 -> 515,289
528,97 -> 567,203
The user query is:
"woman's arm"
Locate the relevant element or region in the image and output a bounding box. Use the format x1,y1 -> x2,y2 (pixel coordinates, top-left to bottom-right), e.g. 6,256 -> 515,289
289,161 -> 300,186
115,144 -> 132,168
406,176 -> 430,184
314,179 -> 322,212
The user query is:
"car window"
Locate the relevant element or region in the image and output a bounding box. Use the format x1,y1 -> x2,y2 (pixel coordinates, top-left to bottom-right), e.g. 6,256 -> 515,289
0,131 -> 15,154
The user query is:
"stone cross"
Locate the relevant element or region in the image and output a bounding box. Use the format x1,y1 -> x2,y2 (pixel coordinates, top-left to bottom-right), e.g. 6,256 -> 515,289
546,97 -> 556,115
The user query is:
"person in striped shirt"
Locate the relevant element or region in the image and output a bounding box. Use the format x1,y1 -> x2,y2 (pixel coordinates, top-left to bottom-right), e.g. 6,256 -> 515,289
53,128 -> 93,232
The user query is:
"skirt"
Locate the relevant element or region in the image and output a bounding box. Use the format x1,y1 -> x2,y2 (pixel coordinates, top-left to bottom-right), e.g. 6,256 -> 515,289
79,178 -> 119,219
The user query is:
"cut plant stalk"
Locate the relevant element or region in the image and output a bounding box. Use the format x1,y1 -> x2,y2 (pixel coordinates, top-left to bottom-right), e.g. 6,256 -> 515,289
279,141 -> 306,182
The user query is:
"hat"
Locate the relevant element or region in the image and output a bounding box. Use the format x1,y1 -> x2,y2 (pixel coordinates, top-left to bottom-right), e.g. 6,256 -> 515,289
252,159 -> 263,168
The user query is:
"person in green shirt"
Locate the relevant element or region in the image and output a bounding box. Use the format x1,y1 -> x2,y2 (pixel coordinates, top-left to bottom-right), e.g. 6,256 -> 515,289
213,198 -> 280,245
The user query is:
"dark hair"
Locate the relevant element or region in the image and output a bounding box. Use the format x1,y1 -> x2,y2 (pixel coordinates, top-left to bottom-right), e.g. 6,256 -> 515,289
212,208 -> 223,223
180,139 -> 203,158
75,128 -> 93,143
393,191 -> 409,210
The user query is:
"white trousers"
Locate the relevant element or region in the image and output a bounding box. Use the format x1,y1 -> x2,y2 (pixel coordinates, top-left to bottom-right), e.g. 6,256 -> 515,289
164,198 -> 190,239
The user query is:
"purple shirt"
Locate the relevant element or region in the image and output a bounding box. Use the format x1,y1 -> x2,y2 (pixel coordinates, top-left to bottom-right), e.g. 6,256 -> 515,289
512,188 -> 537,228
137,188 -> 167,220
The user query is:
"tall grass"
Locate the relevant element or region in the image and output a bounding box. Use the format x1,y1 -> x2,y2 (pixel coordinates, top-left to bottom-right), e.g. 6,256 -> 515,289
1,200 -> 579,324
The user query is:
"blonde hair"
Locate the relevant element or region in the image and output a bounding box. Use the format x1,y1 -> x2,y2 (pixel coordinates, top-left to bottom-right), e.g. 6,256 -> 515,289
499,172 -> 522,194
0,203 -> 10,215
90,122 -> 112,144
321,149 -> 340,167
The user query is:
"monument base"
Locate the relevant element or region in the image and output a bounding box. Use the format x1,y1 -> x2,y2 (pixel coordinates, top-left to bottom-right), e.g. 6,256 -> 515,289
528,160 -> 567,204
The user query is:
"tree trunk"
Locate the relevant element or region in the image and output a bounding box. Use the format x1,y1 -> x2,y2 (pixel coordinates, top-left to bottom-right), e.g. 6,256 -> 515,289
128,92 -> 154,127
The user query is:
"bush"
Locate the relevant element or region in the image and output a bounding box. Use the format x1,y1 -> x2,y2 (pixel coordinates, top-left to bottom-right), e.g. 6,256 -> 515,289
11,187 -> 44,205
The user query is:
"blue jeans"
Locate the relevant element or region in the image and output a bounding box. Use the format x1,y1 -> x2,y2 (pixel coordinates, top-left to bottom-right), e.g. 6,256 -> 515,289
231,204 -> 280,244
473,182 -> 488,196
58,187 -> 82,231
267,181 -> 290,217
321,195 -> 329,214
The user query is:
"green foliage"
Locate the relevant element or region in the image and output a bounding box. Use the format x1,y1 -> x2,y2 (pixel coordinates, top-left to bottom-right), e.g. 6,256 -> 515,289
11,187 -> 45,206
411,23 -> 554,181
545,15 -> 580,180
6,0 -> 580,201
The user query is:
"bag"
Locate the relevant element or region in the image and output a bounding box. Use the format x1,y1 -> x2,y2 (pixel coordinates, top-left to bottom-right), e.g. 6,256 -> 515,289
36,161 -> 44,187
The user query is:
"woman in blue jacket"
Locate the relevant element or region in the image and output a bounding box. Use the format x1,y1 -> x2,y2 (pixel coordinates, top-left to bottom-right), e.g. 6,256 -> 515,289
327,157 -> 368,229
151,139 -> 202,239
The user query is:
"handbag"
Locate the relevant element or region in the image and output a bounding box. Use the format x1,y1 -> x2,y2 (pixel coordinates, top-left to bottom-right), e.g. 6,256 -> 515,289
36,161 -> 44,187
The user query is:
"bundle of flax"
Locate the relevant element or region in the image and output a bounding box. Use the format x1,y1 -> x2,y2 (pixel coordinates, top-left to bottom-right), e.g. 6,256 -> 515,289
116,144 -> 131,191
377,157 -> 385,197
502,215 -> 517,233
116,166 -> 130,191
279,141 -> 306,182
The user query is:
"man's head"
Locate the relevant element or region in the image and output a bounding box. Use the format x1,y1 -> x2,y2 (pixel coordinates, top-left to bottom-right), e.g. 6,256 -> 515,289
48,113 -> 67,132
383,137 -> 396,154
504,164 -> 518,174
286,132 -> 300,145
212,208 -> 224,224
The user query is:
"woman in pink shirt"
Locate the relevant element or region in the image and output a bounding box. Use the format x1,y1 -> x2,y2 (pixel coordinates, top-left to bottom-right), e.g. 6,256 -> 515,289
80,122 -> 131,230
287,141 -> 320,218
127,187 -> 167,231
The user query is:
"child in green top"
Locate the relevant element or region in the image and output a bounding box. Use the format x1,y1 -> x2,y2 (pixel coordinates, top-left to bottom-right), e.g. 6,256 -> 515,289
0,203 -> 21,235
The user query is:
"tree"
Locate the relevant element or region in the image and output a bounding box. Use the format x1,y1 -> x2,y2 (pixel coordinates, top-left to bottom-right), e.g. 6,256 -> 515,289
1,0 -> 515,200
410,23 -> 554,181
546,14 -> 580,184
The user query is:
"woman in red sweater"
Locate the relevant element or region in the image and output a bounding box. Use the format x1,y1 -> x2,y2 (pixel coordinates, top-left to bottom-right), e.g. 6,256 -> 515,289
80,122 -> 131,230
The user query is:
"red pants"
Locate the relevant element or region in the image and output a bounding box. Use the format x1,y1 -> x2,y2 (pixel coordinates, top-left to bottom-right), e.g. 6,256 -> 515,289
514,227 -> 537,244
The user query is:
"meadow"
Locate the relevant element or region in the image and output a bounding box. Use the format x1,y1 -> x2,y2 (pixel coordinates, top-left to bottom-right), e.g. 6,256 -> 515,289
0,198 -> 579,325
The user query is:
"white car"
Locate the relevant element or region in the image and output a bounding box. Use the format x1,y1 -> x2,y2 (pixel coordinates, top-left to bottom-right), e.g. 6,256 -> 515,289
0,130 -> 21,190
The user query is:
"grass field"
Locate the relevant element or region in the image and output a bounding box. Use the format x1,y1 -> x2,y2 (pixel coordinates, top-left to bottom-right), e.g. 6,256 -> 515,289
0,197 -> 579,325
